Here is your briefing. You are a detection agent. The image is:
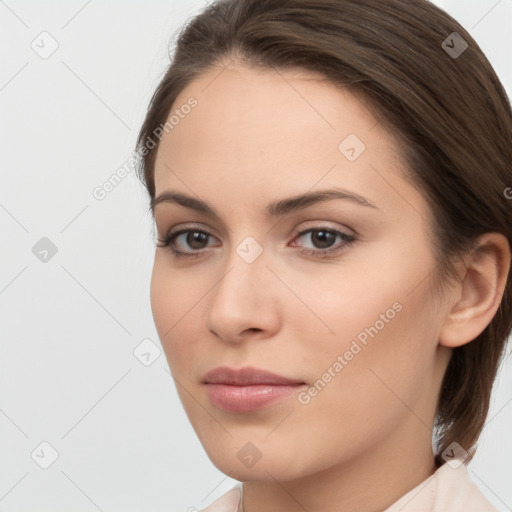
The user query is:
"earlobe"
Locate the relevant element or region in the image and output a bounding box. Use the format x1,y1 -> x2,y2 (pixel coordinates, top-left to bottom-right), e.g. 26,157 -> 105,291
439,233 -> 511,348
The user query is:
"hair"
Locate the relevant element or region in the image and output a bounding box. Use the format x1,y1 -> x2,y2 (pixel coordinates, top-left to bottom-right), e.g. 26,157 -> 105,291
135,0 -> 512,466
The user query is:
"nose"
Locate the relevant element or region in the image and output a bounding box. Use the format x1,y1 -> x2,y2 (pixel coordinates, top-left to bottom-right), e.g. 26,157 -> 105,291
205,243 -> 281,344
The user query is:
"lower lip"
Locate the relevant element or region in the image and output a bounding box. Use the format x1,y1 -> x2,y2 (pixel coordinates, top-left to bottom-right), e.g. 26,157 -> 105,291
205,383 -> 305,412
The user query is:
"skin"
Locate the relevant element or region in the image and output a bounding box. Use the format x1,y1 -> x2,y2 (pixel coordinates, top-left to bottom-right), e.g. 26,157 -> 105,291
150,60 -> 510,512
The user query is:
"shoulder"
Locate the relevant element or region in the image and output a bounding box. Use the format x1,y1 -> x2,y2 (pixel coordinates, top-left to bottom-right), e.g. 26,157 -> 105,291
384,460 -> 499,512
197,484 -> 242,512
434,462 -> 499,512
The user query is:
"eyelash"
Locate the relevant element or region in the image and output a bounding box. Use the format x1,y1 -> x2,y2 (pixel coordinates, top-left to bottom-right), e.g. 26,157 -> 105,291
156,226 -> 357,259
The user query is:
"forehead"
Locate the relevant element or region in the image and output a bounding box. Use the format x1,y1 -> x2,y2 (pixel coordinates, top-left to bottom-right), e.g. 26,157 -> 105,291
156,62 -> 380,166
153,62 -> 427,223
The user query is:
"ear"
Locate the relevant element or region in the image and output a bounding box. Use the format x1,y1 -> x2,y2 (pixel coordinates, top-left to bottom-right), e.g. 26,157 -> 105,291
439,232 -> 511,348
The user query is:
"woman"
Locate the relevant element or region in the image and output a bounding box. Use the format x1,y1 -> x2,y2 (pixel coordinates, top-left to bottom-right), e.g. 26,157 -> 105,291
135,0 -> 512,510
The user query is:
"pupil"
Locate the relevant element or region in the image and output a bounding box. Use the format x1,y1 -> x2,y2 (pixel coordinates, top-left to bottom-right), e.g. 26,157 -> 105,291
188,231 -> 207,249
313,230 -> 334,249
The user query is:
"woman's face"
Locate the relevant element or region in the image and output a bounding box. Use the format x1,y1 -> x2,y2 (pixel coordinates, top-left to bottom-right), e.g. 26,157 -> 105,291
150,62 -> 452,481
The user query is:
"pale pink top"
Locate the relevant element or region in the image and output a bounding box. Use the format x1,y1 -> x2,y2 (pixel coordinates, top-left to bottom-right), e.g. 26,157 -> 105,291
199,458 -> 499,511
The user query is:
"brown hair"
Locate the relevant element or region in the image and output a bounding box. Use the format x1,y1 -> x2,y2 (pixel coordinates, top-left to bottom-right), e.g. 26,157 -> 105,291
135,0 -> 512,465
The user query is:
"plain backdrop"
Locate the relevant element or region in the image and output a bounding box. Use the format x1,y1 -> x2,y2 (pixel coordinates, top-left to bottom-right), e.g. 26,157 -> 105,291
1,1 -> 511,511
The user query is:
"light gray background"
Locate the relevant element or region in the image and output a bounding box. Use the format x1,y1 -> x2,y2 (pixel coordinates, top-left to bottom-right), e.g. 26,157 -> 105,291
1,1 -> 511,511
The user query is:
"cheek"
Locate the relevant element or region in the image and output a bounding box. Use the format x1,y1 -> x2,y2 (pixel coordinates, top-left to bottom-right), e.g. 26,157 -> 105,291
251,273 -> 438,474
150,257 -> 174,336
286,242 -> 426,350
288,238 -> 440,398
149,257 -> 203,371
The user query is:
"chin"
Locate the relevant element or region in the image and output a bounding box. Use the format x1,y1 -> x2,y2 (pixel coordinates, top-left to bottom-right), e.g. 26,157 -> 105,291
199,437 -> 316,482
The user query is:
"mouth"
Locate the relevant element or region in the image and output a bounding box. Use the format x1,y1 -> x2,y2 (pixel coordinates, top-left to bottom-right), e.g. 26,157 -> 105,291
203,366 -> 306,386
202,366 -> 306,412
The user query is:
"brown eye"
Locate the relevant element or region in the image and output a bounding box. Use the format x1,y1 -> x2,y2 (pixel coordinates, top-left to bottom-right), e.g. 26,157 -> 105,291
183,231 -> 209,250
156,229 -> 218,257
292,228 -> 356,257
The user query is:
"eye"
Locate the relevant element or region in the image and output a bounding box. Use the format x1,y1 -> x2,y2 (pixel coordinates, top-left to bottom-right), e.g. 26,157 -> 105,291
156,228 -> 219,258
156,226 -> 357,259
291,227 -> 356,257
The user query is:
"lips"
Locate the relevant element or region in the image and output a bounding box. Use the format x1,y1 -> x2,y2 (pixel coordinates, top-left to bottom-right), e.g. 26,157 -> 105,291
203,366 -> 305,386
202,366 -> 306,412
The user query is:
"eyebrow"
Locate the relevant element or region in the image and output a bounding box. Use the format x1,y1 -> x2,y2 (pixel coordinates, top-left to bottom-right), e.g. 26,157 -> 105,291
150,188 -> 379,218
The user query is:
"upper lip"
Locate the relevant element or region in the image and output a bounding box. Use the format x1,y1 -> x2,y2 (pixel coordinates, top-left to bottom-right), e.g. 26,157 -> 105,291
203,366 -> 305,386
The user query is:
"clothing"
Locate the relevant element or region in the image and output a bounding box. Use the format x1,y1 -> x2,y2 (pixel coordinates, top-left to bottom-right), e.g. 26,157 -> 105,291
198,458 -> 499,511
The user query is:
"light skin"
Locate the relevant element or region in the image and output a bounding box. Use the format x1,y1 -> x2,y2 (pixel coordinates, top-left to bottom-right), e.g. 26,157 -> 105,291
149,60 -> 510,512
